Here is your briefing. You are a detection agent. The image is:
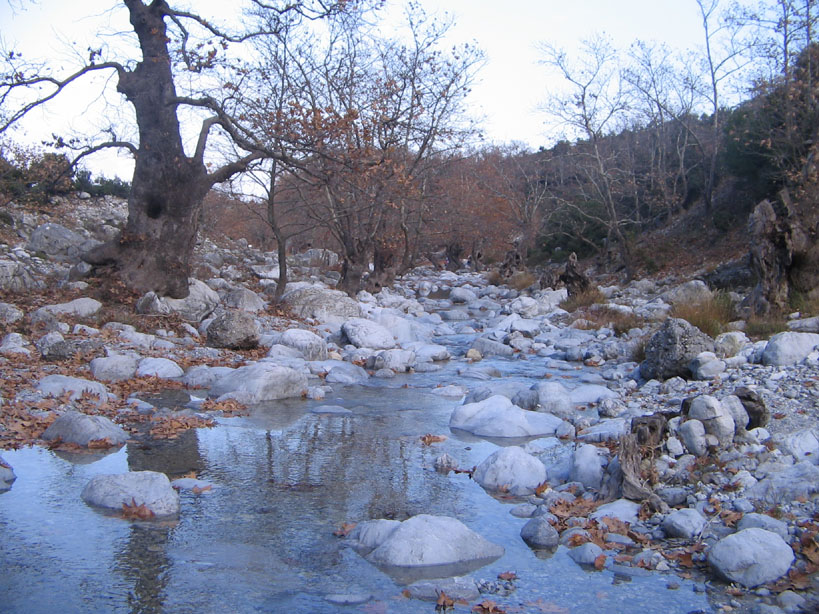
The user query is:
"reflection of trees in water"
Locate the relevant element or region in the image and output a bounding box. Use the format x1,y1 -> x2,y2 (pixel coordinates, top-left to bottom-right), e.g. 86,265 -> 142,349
126,429 -> 205,476
113,524 -> 172,614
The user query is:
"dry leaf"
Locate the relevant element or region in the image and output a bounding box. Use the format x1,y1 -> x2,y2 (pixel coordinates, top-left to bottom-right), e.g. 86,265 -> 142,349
333,522 -> 356,537
497,571 -> 517,581
420,433 -> 447,446
593,554 -> 607,570
436,590 -> 455,612
472,600 -> 506,614
121,497 -> 155,520
192,484 -> 212,494
87,437 -> 114,449
534,481 -> 549,496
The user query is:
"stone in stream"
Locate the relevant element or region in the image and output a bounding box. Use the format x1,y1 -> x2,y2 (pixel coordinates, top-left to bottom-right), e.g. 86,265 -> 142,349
520,516 -> 559,549
37,374 -> 110,402
278,328 -> 327,360
208,363 -> 308,403
365,514 -> 504,571
569,444 -> 605,490
41,411 -> 128,447
449,395 -> 565,439
341,317 -> 396,350
0,455 -> 16,492
472,446 -> 547,496
707,528 -> 794,587
81,471 -> 180,517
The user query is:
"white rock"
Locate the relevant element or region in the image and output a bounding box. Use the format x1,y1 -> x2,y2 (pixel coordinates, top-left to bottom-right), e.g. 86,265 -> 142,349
570,444 -> 604,490
347,519 -> 401,551
366,515 -> 504,568
472,446 -> 547,496
279,329 -> 327,360
82,471 -> 180,517
762,332 -> 819,366
662,508 -> 706,539
208,363 -> 308,403
136,357 -> 184,379
708,528 -> 794,587
37,374 -> 109,402
342,318 -> 396,350
39,297 -> 102,318
680,419 -> 708,456
688,395 -> 735,446
590,499 -> 641,524
41,410 -> 128,446
569,384 -> 618,405
780,431 -> 819,464
90,355 -> 139,382
450,395 -> 564,438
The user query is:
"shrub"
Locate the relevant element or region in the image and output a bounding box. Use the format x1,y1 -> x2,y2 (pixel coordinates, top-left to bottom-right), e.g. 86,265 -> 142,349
669,292 -> 736,338
559,287 -> 605,312
508,271 -> 536,291
745,316 -> 787,340
483,269 -> 503,286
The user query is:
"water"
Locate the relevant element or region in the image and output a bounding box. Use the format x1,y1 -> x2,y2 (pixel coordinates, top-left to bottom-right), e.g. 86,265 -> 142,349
0,326 -> 713,613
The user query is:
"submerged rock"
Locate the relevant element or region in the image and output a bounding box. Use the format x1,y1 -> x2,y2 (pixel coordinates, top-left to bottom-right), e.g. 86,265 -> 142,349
450,395 -> 564,438
81,471 -> 180,517
42,411 -> 128,446
208,363 -> 308,403
473,446 -> 547,496
366,514 -> 504,568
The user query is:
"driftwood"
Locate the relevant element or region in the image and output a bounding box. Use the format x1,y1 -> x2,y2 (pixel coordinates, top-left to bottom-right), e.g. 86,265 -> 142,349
618,415 -> 668,503
558,252 -> 591,297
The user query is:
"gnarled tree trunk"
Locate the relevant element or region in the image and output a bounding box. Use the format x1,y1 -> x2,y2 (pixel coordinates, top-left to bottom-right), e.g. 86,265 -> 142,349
84,0 -> 211,298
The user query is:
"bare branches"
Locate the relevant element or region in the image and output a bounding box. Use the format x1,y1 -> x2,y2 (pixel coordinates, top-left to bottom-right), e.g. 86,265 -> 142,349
0,61 -> 124,134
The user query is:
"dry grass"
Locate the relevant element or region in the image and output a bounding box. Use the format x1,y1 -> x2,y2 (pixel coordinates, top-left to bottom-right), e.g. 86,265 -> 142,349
669,292 -> 736,338
589,305 -> 646,336
559,287 -> 606,313
745,316 -> 788,340
508,271 -> 536,291
483,269 -> 503,286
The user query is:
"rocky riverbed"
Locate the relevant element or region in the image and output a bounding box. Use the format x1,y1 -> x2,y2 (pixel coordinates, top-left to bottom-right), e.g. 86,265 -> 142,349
1,196 -> 819,613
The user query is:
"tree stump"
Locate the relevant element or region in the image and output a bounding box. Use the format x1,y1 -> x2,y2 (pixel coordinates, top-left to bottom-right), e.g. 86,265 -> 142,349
558,252 -> 591,297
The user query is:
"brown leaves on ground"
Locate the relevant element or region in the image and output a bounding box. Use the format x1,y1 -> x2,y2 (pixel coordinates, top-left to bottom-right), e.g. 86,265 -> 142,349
593,554 -> 607,570
497,571 -> 517,581
87,437 -> 116,449
191,484 -> 212,494
420,433 -> 447,446
333,522 -> 356,537
121,498 -> 155,520
149,415 -> 215,440
435,590 -> 455,612
199,398 -> 248,416
472,600 -> 506,613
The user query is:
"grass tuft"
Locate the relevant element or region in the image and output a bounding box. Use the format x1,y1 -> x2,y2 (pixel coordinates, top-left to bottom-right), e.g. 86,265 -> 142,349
559,287 -> 606,312
669,291 -> 736,338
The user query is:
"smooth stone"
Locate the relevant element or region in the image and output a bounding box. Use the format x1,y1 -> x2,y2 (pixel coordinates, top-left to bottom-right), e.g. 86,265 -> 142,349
708,528 -> 794,587
81,471 -> 180,517
41,411 -> 128,446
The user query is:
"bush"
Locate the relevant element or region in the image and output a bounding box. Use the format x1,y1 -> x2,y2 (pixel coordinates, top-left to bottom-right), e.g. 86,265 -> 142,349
669,291 -> 736,338
508,271 -> 536,291
73,169 -> 131,198
0,143 -> 73,204
559,287 -> 605,312
745,316 -> 788,340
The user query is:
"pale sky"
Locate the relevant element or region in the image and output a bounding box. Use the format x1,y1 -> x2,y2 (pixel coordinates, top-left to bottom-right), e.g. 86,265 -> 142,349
1,0 -> 708,179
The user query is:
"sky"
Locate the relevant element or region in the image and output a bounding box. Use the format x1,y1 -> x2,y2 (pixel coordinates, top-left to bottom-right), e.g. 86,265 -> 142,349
0,0 -> 708,179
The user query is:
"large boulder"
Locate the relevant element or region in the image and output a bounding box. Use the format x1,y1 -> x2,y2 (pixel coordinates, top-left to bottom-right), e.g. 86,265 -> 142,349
341,318 -> 396,350
686,395 -> 735,448
281,285 -> 362,323
27,222 -> 94,262
366,514 -> 504,569
136,278 -> 220,322
471,336 -> 514,357
520,516 -> 559,549
41,410 -> 128,446
0,259 -> 41,291
37,374 -> 109,402
640,318 -> 715,380
660,280 -> 713,305
37,297 -> 102,318
81,471 -> 180,517
450,395 -> 565,438
279,329 -> 327,360
473,446 -> 547,496
570,444 -> 604,490
223,287 -> 266,313
136,357 -> 184,379
662,508 -> 707,539
745,462 -> 819,504
708,528 -> 794,587
761,332 -> 819,366
90,355 -> 139,382
208,363 -> 308,403
206,310 -> 260,350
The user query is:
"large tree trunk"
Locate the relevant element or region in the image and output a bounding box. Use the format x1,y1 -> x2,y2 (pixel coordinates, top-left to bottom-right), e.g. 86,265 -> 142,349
367,241 -> 397,293
339,240 -> 369,296
84,0 -> 210,298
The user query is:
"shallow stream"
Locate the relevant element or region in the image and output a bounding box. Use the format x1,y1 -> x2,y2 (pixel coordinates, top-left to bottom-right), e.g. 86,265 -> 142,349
0,315 -> 714,613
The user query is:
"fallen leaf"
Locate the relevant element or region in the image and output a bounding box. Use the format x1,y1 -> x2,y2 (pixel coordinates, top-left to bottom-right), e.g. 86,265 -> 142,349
87,437 -> 114,449
534,481 -> 549,496
593,554 -> 607,570
773,412 -> 787,419
436,590 -> 455,611
121,497 -> 155,520
472,600 -> 506,614
420,433 -> 447,446
333,522 -> 356,537
497,571 -> 517,581
192,484 -> 212,494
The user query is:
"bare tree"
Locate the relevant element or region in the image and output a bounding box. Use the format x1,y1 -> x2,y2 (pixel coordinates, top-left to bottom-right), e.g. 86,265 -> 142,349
539,35 -> 636,277
0,0 -> 362,297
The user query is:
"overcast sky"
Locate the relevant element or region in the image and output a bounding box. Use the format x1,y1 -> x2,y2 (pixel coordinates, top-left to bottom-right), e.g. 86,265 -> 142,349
1,0 -> 709,178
